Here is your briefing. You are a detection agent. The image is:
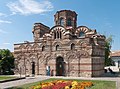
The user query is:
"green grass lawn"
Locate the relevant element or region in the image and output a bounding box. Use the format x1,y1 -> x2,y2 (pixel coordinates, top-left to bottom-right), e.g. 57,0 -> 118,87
8,78 -> 116,89
0,76 -> 16,81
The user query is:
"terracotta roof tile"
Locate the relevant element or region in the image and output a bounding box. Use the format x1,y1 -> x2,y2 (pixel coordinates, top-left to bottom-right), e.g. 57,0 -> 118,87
110,51 -> 120,57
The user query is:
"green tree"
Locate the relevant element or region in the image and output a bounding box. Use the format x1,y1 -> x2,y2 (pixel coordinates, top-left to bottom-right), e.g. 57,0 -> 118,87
0,49 -> 15,75
105,35 -> 113,66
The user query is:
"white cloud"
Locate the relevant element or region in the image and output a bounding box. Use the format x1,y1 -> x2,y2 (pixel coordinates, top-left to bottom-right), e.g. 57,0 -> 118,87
7,0 -> 54,16
0,13 -> 6,17
10,12 -> 16,16
0,29 -> 7,34
0,20 -> 12,24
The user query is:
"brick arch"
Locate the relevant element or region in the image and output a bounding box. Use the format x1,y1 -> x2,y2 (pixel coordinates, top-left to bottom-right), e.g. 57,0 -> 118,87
39,43 -> 46,51
69,41 -> 77,47
38,53 -> 45,63
17,53 -> 28,60
25,44 -> 32,49
40,43 -> 46,48
29,54 -> 39,75
54,53 -> 64,59
53,41 -> 62,46
29,54 -> 38,65
50,26 -> 66,34
66,51 -> 76,62
78,40 -> 89,47
76,26 -> 90,33
92,34 -> 103,39
38,53 -> 43,59
32,43 -> 39,48
29,54 -> 37,60
75,26 -> 90,37
76,50 -> 89,58
59,16 -> 65,19
43,33 -> 52,38
67,41 -> 77,50
68,40 -> 77,45
43,53 -> 53,65
19,44 -> 25,50
50,26 -> 66,39
39,56 -> 44,63
46,56 -> 52,64
53,42 -> 62,51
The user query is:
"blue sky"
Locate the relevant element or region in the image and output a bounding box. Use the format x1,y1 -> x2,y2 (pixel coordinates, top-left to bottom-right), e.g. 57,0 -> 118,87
0,0 -> 120,51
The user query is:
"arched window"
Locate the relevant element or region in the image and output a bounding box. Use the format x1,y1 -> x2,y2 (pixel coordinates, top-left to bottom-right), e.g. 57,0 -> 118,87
56,45 -> 59,51
60,18 -> 64,26
60,31 -> 62,39
42,46 -> 45,51
54,31 -> 56,39
67,18 -> 72,26
54,31 -> 62,39
79,32 -> 85,37
71,43 -> 75,50
57,31 -> 59,38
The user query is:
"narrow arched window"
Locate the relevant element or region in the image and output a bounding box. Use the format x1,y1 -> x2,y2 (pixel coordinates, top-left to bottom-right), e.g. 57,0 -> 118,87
60,31 -> 62,39
71,43 -> 75,50
60,18 -> 64,26
57,31 -> 59,38
79,32 -> 85,37
67,18 -> 72,26
42,46 -> 45,51
54,31 -> 56,39
56,45 -> 59,51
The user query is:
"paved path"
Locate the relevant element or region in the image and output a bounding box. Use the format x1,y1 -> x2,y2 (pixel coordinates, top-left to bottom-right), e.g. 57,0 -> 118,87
0,76 -> 120,89
0,76 -> 50,89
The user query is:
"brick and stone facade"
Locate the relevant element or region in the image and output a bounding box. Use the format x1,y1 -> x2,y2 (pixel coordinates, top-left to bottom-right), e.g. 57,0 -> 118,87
14,10 -> 105,77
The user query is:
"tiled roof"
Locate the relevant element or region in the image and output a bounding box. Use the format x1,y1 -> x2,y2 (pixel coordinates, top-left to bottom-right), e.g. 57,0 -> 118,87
110,51 -> 120,57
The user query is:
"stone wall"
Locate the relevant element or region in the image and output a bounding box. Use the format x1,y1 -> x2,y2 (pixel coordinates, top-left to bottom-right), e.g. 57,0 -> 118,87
14,10 -> 105,77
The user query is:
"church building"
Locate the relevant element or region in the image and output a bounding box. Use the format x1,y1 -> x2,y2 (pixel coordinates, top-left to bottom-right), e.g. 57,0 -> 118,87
14,10 -> 105,77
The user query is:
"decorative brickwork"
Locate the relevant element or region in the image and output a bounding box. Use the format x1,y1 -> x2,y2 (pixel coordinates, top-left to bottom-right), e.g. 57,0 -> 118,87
14,10 -> 105,77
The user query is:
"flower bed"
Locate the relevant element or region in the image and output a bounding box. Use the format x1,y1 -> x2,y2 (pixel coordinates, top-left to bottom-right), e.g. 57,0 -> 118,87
31,80 -> 93,89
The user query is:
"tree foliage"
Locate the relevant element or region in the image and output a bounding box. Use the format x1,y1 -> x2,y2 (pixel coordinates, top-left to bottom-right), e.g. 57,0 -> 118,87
105,35 -> 113,66
0,49 -> 15,75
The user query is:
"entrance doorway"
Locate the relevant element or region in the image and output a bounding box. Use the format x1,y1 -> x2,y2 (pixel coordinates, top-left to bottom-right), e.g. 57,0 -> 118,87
32,62 -> 35,75
56,57 -> 65,76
